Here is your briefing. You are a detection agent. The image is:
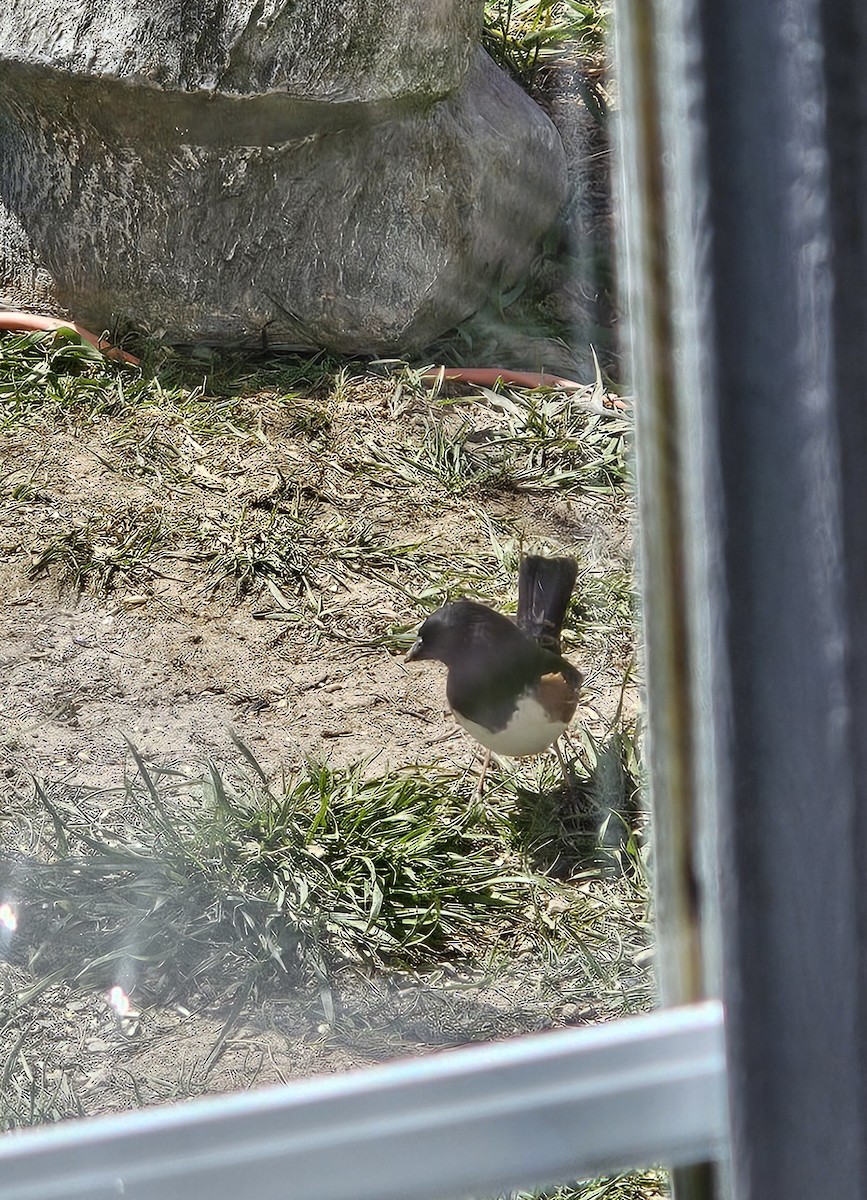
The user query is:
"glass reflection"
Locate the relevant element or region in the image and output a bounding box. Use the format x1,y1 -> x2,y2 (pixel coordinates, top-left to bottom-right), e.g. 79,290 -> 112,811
0,3 -> 663,1196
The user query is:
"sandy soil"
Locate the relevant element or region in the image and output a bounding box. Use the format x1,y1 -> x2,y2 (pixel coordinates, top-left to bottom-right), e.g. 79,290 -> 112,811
0,361 -> 642,1127
0,374 -> 632,790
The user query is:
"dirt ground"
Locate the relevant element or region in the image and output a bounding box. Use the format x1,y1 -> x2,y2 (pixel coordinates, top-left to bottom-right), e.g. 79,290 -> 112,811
0,385 -> 631,788
0,42 -> 621,799
0,356 -> 644,1128
0,37 -> 672,1193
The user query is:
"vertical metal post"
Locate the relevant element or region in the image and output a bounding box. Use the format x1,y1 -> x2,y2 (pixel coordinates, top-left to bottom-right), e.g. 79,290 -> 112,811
614,0 -> 712,1020
618,0 -> 867,1194
614,1 -> 727,1195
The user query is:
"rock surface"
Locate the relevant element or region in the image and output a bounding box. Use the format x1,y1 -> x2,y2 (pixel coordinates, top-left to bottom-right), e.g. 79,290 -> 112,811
0,1 -> 567,353
0,0 -> 479,101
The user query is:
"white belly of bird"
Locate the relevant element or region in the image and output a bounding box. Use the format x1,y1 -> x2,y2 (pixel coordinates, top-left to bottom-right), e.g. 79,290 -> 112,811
453,694 -> 570,757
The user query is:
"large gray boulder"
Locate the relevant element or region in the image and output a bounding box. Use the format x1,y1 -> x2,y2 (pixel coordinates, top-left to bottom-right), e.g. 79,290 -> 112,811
0,1 -> 567,354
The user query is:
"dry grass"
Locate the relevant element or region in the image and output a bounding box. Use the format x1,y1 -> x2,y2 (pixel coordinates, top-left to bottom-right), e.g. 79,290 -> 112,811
0,328 -> 661,1198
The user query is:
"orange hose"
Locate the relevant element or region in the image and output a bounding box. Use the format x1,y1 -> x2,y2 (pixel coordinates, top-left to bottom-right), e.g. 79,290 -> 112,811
419,366 -> 583,390
0,311 -> 140,365
418,366 -> 628,409
0,313 -> 628,408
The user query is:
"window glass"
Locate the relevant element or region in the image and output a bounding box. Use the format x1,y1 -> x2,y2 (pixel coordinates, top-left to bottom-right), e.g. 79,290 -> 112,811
0,4 -> 666,1196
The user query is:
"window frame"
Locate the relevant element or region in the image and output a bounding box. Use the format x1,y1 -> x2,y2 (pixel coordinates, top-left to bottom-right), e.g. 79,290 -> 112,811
0,1003 -> 726,1200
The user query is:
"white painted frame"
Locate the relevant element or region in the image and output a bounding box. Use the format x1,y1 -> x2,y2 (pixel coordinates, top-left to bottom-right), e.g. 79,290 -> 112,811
0,1002 -> 726,1200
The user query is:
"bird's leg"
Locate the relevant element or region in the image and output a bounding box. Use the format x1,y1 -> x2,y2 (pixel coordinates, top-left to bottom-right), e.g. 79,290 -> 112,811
561,729 -> 581,759
475,749 -> 492,799
554,738 -> 575,789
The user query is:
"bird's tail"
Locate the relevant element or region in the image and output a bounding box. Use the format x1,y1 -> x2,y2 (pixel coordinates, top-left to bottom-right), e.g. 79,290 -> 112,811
516,555 -> 578,653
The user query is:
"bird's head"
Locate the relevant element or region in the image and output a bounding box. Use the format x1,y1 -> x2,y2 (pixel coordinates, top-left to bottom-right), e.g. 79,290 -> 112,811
406,600 -> 489,667
405,599 -> 517,668
405,604 -> 459,666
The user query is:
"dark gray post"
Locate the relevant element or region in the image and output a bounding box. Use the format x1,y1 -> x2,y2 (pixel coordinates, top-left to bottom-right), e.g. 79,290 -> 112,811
618,0 -> 867,1196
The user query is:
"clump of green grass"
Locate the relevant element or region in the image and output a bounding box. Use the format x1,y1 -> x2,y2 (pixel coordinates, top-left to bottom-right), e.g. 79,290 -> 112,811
2,735 -> 652,1015
28,508 -> 166,595
504,1171 -> 670,1200
0,329 -> 127,425
364,383 -> 630,499
203,505 -> 321,597
364,418 -> 516,495
0,1053 -> 85,1132
457,382 -> 631,493
0,328 -> 336,437
484,0 -> 607,74
483,0 -> 608,105
233,759 -> 531,962
4,750 -> 581,1008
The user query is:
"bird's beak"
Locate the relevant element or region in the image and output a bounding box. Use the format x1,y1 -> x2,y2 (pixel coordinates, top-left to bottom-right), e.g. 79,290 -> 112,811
405,636 -> 424,663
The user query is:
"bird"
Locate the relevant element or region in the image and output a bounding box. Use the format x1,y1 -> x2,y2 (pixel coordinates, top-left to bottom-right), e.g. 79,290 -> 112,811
405,555 -> 582,793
